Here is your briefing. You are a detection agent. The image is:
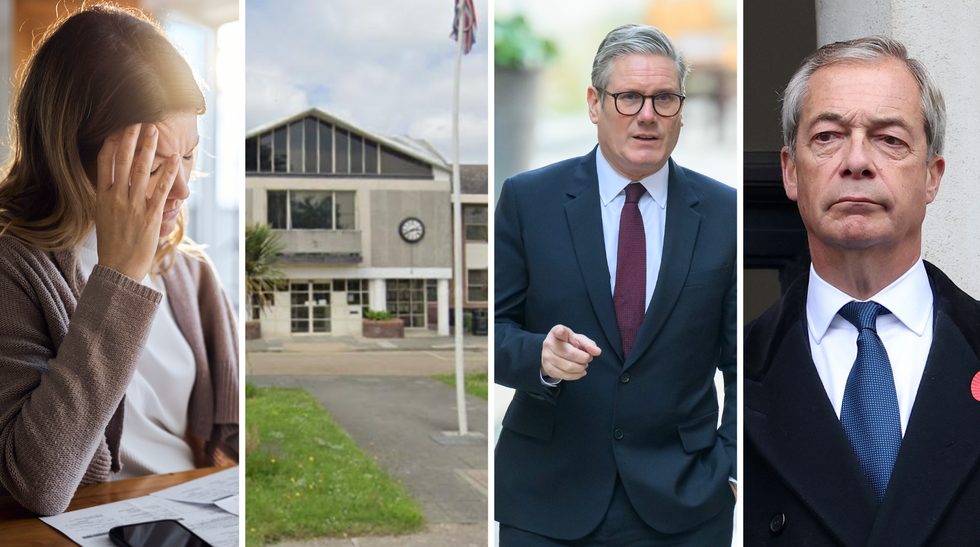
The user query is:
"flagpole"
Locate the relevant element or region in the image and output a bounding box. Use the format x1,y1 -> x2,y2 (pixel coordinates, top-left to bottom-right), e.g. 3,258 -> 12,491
451,0 -> 469,436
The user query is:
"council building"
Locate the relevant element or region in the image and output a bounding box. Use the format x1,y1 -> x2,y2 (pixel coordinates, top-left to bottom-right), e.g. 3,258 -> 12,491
245,107 -> 487,338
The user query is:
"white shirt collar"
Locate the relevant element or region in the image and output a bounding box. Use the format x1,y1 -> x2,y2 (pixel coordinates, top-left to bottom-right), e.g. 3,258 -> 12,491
595,146 -> 668,209
807,258 -> 933,344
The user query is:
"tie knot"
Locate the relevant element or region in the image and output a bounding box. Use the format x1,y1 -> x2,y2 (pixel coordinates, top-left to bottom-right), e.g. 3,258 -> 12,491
624,182 -> 646,204
838,300 -> 890,332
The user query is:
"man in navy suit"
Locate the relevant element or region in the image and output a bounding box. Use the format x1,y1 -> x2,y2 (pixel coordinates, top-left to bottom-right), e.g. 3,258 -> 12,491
745,37 -> 980,545
495,24 -> 736,546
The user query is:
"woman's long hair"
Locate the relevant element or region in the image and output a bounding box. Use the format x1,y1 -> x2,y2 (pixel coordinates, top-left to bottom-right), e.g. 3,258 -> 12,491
0,3 -> 206,271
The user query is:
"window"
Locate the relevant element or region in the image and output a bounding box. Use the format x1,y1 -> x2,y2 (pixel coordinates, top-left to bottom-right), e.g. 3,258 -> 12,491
246,116 -> 424,177
245,137 -> 257,172
266,190 -> 356,230
319,121 -> 333,174
291,191 -> 333,229
380,145 -> 432,177
273,127 -> 287,172
304,118 -> 318,173
365,140 -> 378,174
337,279 -> 370,316
335,128 -> 349,173
289,121 -> 303,173
463,205 -> 488,241
267,190 -> 287,229
259,132 -> 272,172
467,269 -> 488,302
350,135 -> 363,174
386,279 -> 428,328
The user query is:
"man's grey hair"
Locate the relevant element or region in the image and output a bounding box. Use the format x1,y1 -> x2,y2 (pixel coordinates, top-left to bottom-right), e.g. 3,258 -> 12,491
591,24 -> 689,97
782,36 -> 945,161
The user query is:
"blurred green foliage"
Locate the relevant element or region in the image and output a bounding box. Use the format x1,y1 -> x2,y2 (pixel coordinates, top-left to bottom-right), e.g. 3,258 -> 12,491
494,15 -> 558,69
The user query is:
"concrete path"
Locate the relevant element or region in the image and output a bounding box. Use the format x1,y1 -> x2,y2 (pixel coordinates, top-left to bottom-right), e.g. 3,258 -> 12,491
247,349 -> 486,377
247,333 -> 489,354
272,524 -> 486,547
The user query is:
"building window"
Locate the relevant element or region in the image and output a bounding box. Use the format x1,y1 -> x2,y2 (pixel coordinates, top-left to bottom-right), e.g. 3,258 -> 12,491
463,205 -> 488,241
291,281 -> 331,333
365,140 -> 378,174
246,116 -> 424,177
273,126 -> 287,172
245,136 -> 257,172
289,121 -> 303,173
386,279 -> 428,328
336,279 -> 371,316
266,190 -> 356,230
335,128 -> 349,173
267,190 -> 287,229
319,121 -> 333,174
259,131 -> 272,172
380,145 -> 432,177
467,269 -> 488,302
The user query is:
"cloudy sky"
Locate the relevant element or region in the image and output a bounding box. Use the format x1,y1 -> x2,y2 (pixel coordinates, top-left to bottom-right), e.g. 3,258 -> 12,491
246,0 -> 488,163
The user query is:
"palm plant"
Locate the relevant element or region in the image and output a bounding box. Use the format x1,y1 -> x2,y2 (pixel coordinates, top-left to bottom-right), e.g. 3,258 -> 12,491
245,223 -> 285,317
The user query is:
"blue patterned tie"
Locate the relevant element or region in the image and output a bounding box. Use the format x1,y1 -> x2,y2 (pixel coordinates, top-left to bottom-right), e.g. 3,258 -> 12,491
838,301 -> 902,502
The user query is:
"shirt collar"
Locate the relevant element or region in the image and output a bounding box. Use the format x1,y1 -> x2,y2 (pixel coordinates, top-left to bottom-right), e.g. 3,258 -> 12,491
595,146 -> 668,209
807,258 -> 933,343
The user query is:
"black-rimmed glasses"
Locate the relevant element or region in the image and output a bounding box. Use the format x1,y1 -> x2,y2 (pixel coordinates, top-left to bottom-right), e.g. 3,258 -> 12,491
595,87 -> 686,117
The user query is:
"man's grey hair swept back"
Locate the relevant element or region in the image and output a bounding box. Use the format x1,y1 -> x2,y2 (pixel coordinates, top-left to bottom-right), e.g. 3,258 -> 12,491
781,36 -> 946,161
591,24 -> 689,97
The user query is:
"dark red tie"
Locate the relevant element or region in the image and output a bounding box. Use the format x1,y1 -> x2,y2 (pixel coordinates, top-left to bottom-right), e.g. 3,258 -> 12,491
613,182 -> 646,358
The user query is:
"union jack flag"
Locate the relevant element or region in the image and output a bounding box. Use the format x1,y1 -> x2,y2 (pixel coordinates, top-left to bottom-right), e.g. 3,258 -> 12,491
451,0 -> 477,54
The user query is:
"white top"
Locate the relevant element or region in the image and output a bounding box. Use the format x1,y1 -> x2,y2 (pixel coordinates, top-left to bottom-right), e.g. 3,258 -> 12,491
596,147 -> 669,311
76,230 -> 197,479
806,259 -> 934,435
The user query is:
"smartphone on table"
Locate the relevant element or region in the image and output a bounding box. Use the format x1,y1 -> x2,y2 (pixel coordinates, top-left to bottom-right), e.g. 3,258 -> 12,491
108,519 -> 213,547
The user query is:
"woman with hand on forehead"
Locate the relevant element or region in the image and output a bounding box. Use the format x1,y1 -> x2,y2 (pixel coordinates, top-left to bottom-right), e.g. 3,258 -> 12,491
0,4 -> 238,515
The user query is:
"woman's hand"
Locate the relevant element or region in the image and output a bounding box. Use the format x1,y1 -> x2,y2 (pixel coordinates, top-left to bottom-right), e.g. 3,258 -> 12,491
94,123 -> 181,281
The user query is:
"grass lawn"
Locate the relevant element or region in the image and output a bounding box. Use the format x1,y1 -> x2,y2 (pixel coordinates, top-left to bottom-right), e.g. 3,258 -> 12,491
246,387 -> 424,546
433,370 -> 488,400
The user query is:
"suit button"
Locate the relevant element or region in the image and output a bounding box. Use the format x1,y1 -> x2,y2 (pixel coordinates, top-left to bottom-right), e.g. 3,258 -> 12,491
620,372 -> 630,384
770,513 -> 786,535
613,428 -> 624,440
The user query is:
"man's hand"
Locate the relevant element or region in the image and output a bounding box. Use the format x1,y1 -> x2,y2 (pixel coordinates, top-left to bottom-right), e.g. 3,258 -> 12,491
730,481 -> 737,501
541,325 -> 602,381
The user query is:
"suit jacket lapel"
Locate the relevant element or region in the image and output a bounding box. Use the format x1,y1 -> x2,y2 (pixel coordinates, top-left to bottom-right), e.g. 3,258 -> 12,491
867,267 -> 980,547
564,148 -> 624,362
748,276 -> 879,547
624,159 -> 700,370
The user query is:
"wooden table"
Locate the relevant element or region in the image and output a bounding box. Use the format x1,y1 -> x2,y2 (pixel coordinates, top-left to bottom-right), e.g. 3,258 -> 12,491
0,466 -> 233,546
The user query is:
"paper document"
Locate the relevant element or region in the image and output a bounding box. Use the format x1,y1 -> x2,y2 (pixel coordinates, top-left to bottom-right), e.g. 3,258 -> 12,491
40,467 -> 239,546
149,466 -> 239,505
214,495 -> 239,516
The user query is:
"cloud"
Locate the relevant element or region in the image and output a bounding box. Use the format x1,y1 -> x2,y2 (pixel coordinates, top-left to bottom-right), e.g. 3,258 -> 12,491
245,0 -> 488,163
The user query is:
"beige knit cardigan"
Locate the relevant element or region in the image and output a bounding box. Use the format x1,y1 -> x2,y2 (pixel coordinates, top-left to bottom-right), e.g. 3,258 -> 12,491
0,236 -> 239,515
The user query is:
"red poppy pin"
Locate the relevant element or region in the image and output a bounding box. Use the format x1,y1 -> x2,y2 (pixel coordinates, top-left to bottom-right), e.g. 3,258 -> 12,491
972,371 -> 980,402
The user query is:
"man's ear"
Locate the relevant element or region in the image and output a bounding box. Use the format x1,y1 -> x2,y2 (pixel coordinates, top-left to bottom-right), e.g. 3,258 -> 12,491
781,146 -> 799,202
925,154 -> 944,204
587,86 -> 601,125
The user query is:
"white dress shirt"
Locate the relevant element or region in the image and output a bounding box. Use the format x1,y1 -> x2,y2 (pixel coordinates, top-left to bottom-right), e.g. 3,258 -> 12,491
77,230 -> 197,479
541,148 -> 668,387
806,259 -> 934,435
597,147 -> 669,311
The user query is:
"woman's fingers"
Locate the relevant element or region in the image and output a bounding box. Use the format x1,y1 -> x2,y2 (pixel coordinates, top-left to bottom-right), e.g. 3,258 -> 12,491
112,123 -> 141,197
129,124 -> 158,203
96,130 -> 123,194
148,153 -> 179,213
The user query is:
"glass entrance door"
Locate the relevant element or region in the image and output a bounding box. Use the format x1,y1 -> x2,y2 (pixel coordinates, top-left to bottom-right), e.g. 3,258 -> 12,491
290,281 -> 331,334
